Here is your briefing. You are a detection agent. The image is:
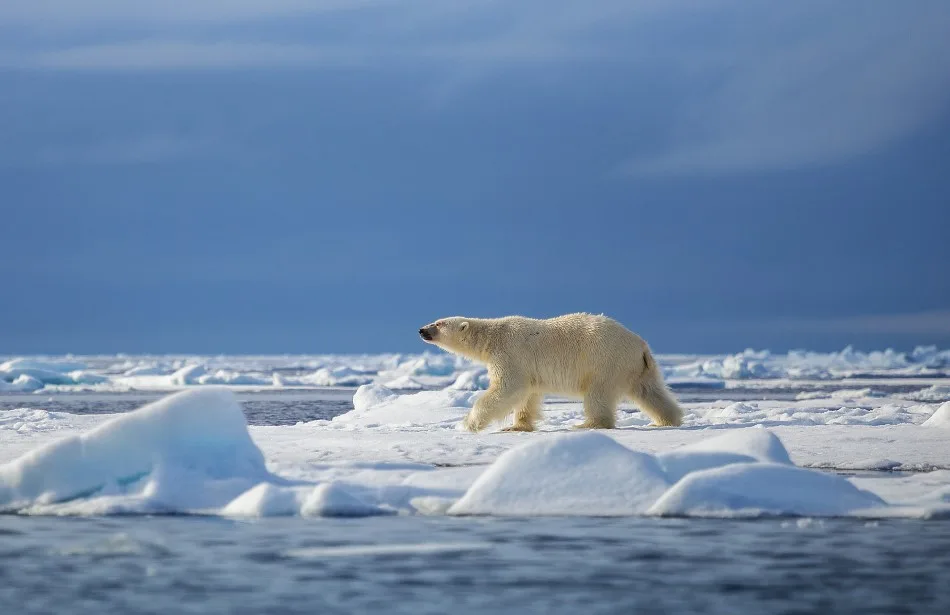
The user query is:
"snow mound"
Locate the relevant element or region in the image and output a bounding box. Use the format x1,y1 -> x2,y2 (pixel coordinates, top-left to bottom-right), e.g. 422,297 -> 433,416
335,387 -> 479,429
648,463 -> 886,518
449,432 -> 669,516
352,384 -> 399,411
657,429 -> 791,482
922,402 -> 950,428
0,388 -> 269,511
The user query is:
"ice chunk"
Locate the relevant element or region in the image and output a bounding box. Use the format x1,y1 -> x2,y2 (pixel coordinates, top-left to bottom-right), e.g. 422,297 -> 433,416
0,388 -> 268,511
221,482 -> 387,517
66,370 -> 108,385
382,375 -> 425,390
449,432 -> 670,516
352,384 -> 398,411
922,402 -> 950,428
221,482 -> 304,517
398,354 -> 460,377
122,363 -> 169,377
906,385 -> 950,402
167,364 -> 206,386
0,374 -> 44,392
300,483 -> 387,517
648,463 -> 885,518
449,369 -> 489,391
0,358 -> 87,385
196,370 -> 270,386
299,366 -> 375,387
336,387 -> 478,429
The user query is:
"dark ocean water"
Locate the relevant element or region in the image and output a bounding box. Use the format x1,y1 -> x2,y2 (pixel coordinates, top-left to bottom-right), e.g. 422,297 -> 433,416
0,390 -> 357,426
2,515 -> 949,615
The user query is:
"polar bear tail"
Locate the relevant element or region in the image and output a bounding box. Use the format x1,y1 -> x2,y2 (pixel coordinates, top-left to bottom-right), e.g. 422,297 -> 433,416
631,351 -> 684,427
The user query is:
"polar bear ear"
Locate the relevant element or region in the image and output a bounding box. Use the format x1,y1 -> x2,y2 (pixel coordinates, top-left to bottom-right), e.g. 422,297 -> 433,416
459,321 -> 469,331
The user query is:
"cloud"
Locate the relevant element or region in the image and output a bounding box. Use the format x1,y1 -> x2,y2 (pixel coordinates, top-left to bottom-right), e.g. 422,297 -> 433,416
622,1 -> 950,175
1,1 -> 948,175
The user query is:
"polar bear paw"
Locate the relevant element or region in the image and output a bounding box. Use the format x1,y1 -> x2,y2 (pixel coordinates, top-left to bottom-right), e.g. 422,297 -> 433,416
573,419 -> 615,430
462,413 -> 485,433
500,423 -> 535,433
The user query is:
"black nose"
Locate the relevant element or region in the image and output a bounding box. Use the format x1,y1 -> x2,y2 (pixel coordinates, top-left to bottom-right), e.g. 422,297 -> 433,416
419,328 -> 433,341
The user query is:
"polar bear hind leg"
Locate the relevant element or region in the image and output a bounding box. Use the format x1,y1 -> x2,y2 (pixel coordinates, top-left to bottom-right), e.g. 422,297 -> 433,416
576,385 -> 620,429
629,367 -> 684,427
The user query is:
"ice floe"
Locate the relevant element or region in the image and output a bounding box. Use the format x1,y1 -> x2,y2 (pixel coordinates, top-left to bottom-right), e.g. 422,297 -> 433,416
3,387 -> 950,519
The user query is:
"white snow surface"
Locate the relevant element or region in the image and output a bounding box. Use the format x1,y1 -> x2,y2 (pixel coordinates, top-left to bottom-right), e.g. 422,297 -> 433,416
2,378 -> 950,518
3,346 -> 950,393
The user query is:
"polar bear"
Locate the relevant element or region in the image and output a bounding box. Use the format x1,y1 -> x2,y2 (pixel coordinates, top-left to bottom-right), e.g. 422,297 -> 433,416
418,313 -> 683,432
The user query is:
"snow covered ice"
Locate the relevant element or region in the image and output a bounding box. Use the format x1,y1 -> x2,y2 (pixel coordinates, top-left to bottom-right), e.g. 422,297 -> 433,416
2,351 -> 950,518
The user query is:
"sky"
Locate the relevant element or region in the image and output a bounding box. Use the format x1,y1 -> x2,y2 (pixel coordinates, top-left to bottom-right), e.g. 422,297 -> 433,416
1,0 -> 949,355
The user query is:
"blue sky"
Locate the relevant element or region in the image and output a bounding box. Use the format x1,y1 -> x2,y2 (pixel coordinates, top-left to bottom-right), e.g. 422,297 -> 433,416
1,1 -> 949,354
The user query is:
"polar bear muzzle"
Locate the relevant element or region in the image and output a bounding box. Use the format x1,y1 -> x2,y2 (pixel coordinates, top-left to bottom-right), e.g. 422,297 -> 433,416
419,324 -> 438,341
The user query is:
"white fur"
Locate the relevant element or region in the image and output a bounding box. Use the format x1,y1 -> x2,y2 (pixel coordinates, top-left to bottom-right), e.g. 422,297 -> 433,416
420,313 -> 684,432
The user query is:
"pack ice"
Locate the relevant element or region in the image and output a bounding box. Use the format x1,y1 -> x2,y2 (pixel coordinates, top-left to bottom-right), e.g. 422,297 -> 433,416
3,345 -> 950,393
2,387 -> 949,519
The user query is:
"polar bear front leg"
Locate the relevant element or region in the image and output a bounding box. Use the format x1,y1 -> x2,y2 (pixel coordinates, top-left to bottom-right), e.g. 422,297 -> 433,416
501,392 -> 542,432
463,380 -> 527,432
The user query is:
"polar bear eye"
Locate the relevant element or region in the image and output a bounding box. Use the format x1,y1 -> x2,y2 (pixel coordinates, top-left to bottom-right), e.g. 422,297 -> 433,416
436,321 -> 445,328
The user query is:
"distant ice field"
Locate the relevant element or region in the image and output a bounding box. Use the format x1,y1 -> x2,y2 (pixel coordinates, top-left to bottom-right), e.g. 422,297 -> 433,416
3,346 -> 950,394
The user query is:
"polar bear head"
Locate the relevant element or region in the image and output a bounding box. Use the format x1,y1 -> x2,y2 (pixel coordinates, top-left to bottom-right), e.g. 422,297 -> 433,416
418,317 -> 471,354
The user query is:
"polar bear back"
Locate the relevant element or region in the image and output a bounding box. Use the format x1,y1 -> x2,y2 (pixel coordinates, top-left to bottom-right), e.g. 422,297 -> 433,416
484,313 -> 649,395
